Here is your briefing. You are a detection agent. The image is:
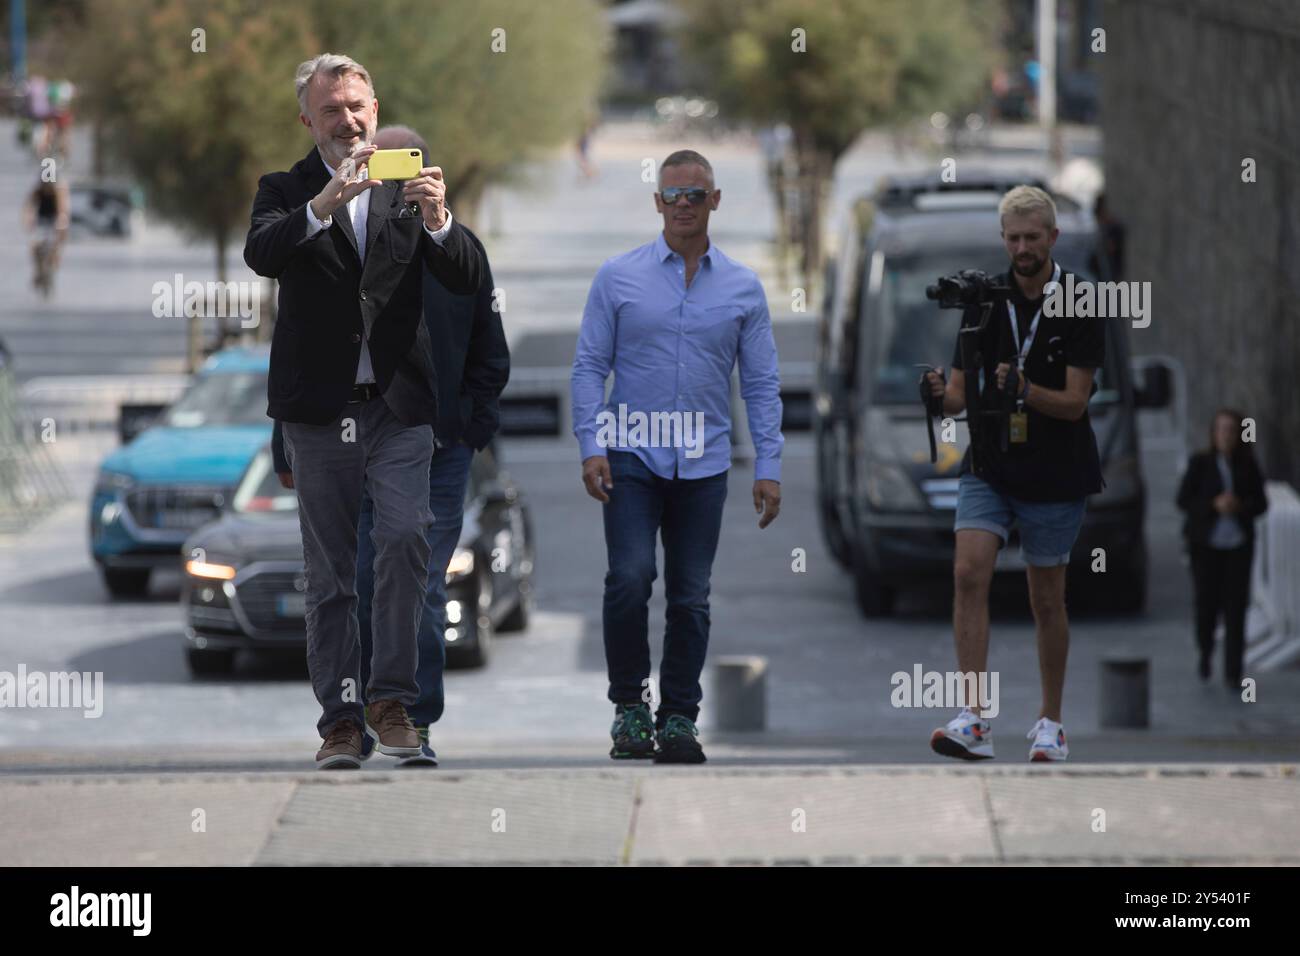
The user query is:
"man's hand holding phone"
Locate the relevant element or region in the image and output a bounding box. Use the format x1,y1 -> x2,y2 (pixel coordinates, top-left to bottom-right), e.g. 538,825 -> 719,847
403,166 -> 448,232
310,143 -> 379,222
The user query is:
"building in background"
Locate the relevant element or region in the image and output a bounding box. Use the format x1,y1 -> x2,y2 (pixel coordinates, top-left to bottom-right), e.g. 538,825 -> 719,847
1099,0 -> 1300,486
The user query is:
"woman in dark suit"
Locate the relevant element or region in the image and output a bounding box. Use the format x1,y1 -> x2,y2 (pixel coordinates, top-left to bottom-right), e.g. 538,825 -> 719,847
1175,409 -> 1268,686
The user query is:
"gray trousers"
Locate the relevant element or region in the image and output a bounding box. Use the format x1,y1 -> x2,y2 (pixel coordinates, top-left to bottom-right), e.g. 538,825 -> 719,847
282,397 -> 433,737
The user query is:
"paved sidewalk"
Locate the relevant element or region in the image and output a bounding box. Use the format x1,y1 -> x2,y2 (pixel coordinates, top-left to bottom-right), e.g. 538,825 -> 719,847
1,752 -> 1296,866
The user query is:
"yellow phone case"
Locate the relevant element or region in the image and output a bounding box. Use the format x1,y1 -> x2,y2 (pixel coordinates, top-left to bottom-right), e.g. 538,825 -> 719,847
365,148 -> 423,181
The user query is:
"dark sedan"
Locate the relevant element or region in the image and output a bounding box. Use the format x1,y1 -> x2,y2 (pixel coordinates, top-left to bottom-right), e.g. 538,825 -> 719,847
180,442 -> 534,675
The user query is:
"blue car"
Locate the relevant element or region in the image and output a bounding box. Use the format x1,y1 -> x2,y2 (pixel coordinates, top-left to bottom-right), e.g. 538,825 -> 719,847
90,346 -> 272,597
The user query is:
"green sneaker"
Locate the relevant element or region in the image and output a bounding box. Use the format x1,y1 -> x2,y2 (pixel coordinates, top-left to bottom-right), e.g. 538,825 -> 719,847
653,714 -> 706,764
609,702 -> 656,759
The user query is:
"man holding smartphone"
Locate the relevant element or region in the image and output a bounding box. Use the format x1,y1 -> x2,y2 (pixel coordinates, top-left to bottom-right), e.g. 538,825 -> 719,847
244,54 -> 483,769
272,124 -> 510,766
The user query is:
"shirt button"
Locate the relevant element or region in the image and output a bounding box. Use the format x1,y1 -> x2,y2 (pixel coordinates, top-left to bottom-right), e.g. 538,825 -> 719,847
351,333 -> 361,343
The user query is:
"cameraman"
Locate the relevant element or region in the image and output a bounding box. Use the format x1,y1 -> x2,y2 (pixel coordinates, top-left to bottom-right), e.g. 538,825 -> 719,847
923,185 -> 1104,762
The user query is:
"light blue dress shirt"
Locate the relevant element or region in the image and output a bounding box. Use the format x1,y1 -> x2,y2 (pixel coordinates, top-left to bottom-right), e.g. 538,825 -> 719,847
572,232 -> 784,482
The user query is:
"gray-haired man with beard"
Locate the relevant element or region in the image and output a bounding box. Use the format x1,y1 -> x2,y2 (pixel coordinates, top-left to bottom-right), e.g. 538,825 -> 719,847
243,53 -> 483,768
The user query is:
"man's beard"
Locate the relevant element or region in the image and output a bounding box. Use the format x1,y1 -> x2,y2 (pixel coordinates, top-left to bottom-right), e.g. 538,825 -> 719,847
1012,255 -> 1045,277
322,126 -> 371,167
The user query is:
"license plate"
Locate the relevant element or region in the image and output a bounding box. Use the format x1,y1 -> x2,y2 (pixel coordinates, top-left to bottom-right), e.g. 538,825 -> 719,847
155,509 -> 212,529
277,593 -> 307,617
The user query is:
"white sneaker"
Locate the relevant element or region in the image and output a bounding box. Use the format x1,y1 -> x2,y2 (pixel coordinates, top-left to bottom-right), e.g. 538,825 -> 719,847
930,708 -> 995,760
1027,717 -> 1069,762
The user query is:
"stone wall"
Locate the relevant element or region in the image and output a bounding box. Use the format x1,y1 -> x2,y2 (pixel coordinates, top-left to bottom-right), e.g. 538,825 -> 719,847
1099,0 -> 1300,483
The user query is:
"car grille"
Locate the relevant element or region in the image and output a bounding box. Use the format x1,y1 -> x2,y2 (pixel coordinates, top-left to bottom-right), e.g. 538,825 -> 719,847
188,606 -> 240,632
125,485 -> 228,531
235,569 -> 307,634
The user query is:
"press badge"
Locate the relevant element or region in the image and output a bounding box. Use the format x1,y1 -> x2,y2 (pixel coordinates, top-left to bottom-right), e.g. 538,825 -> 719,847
1009,411 -> 1028,443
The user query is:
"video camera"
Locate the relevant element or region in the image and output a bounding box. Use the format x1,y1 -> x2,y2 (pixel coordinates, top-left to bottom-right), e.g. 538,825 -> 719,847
924,269 -> 1010,310
918,270 -> 1017,469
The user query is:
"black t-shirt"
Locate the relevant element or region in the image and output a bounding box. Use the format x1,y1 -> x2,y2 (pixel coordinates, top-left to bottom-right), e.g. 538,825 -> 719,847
949,264 -> 1105,502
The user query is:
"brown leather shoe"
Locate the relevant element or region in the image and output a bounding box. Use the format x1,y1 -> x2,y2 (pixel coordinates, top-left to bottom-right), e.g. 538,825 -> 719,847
365,699 -> 421,757
316,720 -> 363,770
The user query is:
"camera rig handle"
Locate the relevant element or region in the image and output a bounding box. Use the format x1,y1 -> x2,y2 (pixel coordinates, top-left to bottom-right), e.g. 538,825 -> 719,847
958,300 -> 998,473
915,364 -> 944,463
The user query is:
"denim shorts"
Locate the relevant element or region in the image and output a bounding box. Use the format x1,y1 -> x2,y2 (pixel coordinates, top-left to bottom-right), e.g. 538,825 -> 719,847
954,473 -> 1087,567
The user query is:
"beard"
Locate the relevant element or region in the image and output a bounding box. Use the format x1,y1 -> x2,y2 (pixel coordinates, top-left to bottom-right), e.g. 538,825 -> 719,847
1012,254 -> 1045,277
320,124 -> 372,168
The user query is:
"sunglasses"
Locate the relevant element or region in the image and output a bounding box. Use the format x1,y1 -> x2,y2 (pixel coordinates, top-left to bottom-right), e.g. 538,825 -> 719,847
659,187 -> 711,205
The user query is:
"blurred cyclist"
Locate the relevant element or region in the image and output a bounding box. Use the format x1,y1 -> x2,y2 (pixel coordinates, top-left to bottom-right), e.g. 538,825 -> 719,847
24,180 -> 70,297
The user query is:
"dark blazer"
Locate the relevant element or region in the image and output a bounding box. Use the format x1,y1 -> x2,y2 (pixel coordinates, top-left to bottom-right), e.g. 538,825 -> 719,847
244,147 -> 484,427
1175,450 -> 1268,549
272,223 -> 510,471
424,225 -> 510,450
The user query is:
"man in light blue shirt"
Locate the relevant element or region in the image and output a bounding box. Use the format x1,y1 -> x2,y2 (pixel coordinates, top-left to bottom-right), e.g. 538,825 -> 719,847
571,149 -> 784,763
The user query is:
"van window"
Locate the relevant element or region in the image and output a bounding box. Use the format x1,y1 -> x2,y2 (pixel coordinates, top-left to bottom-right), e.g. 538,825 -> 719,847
863,248 -> 1118,406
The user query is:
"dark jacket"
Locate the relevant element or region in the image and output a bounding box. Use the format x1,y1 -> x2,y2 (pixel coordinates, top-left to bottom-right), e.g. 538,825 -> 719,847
244,147 -> 484,427
273,224 -> 509,471
1175,450 -> 1268,549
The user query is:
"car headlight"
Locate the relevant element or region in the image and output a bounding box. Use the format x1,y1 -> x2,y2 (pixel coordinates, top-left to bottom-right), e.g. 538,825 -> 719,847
1091,455 -> 1142,507
94,470 -> 135,496
445,548 -> 475,581
863,461 -> 927,512
185,558 -> 238,580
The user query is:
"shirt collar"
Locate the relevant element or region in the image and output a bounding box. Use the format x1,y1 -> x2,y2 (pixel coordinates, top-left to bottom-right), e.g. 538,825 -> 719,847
655,231 -> 714,267
317,147 -> 337,178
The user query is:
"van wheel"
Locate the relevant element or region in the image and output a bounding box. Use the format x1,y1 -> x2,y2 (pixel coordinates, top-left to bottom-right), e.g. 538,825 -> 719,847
1100,557 -> 1147,614
851,542 -> 896,617
1071,543 -> 1147,615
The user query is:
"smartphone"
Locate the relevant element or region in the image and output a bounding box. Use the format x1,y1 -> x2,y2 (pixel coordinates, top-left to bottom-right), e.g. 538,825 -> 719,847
364,148 -> 424,181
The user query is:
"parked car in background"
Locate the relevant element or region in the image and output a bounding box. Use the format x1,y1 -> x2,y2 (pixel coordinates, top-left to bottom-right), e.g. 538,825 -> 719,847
180,441 -> 534,675
814,171 -> 1172,617
89,346 -> 272,597
69,183 -> 138,237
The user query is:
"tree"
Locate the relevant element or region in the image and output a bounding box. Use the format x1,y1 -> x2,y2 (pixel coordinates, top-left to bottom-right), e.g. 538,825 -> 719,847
676,0 -> 996,296
70,0 -> 319,365
305,0 -> 608,227
68,0 -> 608,365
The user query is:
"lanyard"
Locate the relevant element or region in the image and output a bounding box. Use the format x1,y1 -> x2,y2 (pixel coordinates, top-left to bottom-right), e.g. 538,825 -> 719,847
1006,262 -> 1060,371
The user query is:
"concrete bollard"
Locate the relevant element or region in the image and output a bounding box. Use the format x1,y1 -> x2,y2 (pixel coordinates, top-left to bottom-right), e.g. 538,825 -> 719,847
1100,658 -> 1150,728
713,656 -> 767,731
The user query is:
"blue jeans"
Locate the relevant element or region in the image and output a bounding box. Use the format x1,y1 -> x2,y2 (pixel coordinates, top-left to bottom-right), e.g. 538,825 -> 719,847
358,441 -> 473,726
602,450 -> 729,726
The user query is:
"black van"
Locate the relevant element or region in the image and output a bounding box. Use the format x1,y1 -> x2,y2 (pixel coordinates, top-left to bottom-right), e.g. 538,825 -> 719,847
814,172 -> 1172,616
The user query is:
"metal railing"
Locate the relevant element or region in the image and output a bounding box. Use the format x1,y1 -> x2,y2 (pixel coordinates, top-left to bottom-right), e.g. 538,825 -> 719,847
0,367 -> 72,533
1246,481 -> 1300,670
